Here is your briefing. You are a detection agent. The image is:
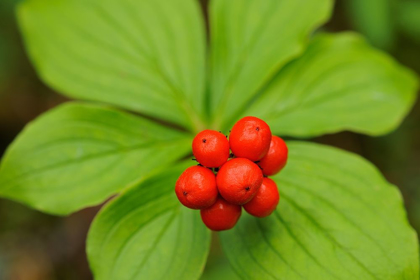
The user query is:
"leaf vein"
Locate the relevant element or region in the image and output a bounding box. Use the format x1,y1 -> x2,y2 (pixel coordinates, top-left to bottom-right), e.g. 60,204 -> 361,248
282,194 -> 379,280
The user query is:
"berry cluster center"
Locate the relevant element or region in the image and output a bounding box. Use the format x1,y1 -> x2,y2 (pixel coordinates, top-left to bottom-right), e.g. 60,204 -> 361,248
175,116 -> 288,231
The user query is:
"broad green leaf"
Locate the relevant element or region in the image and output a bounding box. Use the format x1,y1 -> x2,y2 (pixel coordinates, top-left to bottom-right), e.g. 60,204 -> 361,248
208,0 -> 333,130
0,102 -> 191,215
398,1 -> 420,44
18,0 -> 206,131
220,141 -> 418,280
344,0 -> 396,50
87,163 -> 210,280
246,33 -> 418,137
201,254 -> 240,280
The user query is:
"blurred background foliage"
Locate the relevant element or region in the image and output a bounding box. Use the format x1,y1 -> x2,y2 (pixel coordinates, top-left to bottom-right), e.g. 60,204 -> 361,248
0,0 -> 419,279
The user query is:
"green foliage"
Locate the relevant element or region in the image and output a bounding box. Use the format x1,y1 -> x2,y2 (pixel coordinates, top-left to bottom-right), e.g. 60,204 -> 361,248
220,142 -> 418,279
0,0 -> 418,279
87,162 -> 210,280
0,103 -> 191,215
246,33 -> 418,137
209,0 -> 333,130
18,0 -> 207,131
201,253 -> 240,280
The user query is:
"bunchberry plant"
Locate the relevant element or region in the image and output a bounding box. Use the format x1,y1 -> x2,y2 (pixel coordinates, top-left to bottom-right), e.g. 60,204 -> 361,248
178,116 -> 283,231
192,129 -> 230,168
258,136 -> 288,176
201,196 -> 242,232
0,0 -> 418,279
216,157 -> 264,205
243,177 -> 280,218
175,165 -> 218,209
229,116 -> 272,161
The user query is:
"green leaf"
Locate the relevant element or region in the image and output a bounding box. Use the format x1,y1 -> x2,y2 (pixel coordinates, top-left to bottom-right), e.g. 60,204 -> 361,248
246,33 -> 418,137
220,141 -> 418,280
0,102 -> 191,215
208,0 -> 333,130
87,163 -> 210,280
18,0 -> 207,131
201,254 -> 240,280
344,0 -> 396,50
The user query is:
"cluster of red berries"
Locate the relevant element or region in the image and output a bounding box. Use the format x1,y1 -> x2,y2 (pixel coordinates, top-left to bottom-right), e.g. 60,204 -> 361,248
175,117 -> 288,231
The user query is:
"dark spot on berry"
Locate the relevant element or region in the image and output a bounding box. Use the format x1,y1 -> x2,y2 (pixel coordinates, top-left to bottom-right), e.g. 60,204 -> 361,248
245,186 -> 250,191
256,127 -> 260,131
183,191 -> 187,196
202,138 -> 207,143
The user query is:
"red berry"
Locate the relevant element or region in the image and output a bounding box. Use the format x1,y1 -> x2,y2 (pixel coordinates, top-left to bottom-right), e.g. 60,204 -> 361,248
244,177 -> 280,217
192,130 -> 230,168
257,136 -> 288,176
175,166 -> 218,209
200,196 -> 242,231
216,158 -> 263,205
229,116 -> 272,161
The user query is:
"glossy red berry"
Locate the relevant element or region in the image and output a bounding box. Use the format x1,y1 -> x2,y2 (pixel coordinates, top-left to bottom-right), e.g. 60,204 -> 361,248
200,196 -> 242,231
229,116 -> 272,161
244,177 -> 280,217
257,136 -> 288,176
216,158 -> 263,205
192,130 -> 230,168
175,166 -> 218,209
